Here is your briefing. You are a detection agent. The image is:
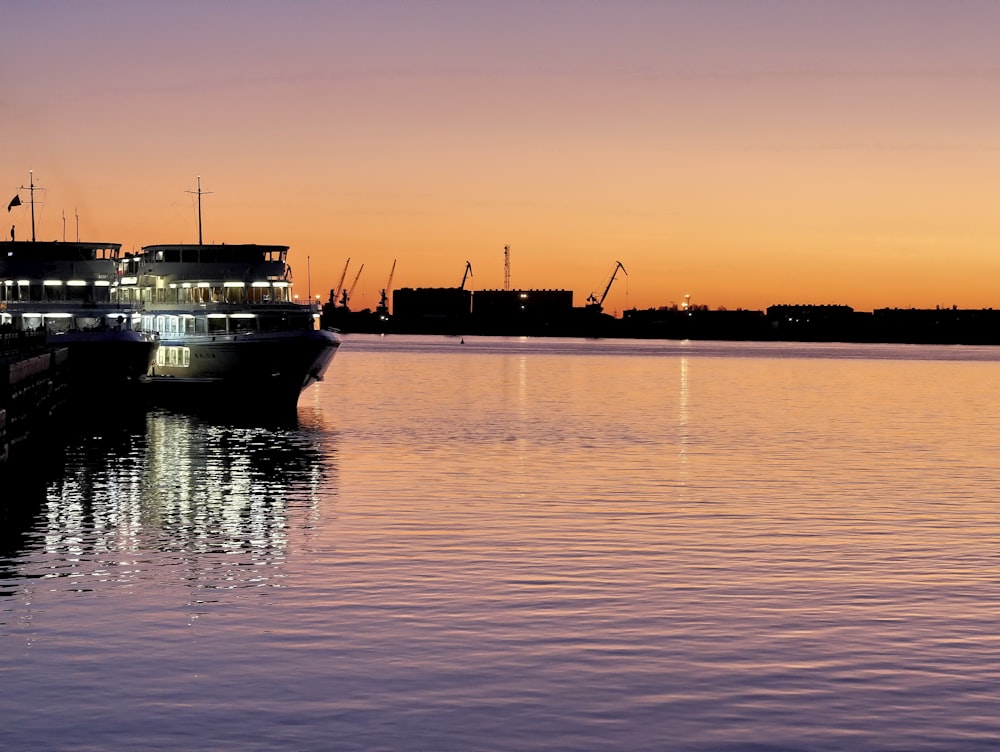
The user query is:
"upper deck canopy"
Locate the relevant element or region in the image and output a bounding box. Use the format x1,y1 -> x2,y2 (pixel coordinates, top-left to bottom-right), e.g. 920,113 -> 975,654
136,244 -> 289,265
0,240 -> 123,263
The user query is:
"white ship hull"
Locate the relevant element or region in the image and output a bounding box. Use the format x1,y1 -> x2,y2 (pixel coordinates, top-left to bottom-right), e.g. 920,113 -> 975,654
145,327 -> 340,413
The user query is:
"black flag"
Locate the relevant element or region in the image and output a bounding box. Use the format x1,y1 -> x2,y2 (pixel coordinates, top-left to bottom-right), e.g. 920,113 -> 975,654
7,195 -> 21,212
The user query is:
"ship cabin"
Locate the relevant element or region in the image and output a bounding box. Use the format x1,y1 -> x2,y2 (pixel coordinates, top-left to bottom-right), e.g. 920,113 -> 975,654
0,241 -> 140,334
116,243 -> 320,340
117,244 -> 294,306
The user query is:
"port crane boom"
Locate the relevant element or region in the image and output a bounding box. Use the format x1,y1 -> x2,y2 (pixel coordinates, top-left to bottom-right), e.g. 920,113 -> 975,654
586,261 -> 628,311
377,259 -> 397,316
331,257 -> 350,305
342,263 -> 364,308
460,261 -> 473,290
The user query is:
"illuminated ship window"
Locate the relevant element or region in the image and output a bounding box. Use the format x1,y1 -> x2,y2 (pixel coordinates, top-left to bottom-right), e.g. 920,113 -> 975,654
156,346 -> 191,368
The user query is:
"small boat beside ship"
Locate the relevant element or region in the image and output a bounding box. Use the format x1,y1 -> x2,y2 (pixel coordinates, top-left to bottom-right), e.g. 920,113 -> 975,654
114,179 -> 340,414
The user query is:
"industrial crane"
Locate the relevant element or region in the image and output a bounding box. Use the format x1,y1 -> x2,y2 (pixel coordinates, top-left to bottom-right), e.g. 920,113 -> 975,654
377,259 -> 397,318
460,261 -> 473,290
586,261 -> 628,312
330,258 -> 350,306
341,263 -> 364,308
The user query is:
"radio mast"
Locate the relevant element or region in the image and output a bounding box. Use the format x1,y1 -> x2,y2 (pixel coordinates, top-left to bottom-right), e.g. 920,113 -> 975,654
186,175 -> 212,244
18,170 -> 37,242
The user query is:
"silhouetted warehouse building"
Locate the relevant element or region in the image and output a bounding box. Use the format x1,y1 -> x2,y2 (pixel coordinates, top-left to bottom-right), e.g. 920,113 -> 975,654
392,287 -> 472,333
471,289 -> 574,334
871,307 -> 1000,344
621,307 -> 767,340
765,304 -> 863,341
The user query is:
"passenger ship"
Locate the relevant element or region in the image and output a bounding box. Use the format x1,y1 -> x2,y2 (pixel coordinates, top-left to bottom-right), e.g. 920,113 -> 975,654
1,176 -> 157,395
116,242 -> 340,413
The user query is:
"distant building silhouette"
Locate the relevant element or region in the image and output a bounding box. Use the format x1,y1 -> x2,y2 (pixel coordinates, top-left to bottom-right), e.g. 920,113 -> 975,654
317,274 -> 1000,345
471,289 -> 573,335
392,287 -> 472,334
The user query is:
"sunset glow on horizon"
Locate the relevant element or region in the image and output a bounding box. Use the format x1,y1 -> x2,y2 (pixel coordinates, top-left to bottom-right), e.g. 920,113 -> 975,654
5,1 -> 1000,314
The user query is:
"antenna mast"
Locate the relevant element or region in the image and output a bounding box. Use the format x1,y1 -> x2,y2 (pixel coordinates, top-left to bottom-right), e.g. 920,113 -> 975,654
504,244 -> 510,292
29,171 -> 35,242
186,175 -> 212,244
18,170 -> 37,242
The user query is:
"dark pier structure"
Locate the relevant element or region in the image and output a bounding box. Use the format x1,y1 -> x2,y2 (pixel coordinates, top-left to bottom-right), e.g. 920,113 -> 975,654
0,331 -> 68,483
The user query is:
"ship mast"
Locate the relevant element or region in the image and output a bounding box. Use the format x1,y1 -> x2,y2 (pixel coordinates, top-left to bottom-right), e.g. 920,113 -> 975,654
29,171 -> 35,242
19,170 -> 37,242
186,175 -> 212,245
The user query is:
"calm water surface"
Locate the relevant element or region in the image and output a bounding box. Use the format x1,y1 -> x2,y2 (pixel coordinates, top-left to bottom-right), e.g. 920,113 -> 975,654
3,335 -> 1000,751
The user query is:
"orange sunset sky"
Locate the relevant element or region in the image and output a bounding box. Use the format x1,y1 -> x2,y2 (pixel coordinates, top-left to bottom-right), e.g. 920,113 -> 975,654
4,1 -> 1000,314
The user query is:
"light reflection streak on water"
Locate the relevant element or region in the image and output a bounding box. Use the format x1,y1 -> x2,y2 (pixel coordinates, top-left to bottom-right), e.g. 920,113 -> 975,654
17,411 -> 332,600
678,353 -> 689,464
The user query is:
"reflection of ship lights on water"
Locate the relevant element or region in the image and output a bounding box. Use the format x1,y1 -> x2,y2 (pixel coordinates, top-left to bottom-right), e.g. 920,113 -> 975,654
20,410 -> 335,595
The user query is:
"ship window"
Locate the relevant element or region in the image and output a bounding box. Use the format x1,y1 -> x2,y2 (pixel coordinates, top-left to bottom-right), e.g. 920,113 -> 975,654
231,316 -> 256,333
207,316 -> 227,334
248,284 -> 271,303
260,315 -> 292,333
45,317 -> 71,334
156,345 -> 190,368
155,315 -> 181,334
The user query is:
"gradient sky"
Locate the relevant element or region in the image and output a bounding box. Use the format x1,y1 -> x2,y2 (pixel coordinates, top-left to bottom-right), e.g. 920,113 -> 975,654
4,0 -> 1000,314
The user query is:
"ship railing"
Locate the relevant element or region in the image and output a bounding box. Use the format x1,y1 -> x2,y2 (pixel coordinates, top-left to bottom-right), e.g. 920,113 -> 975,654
141,300 -> 314,312
0,300 -> 141,312
0,330 -> 49,357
